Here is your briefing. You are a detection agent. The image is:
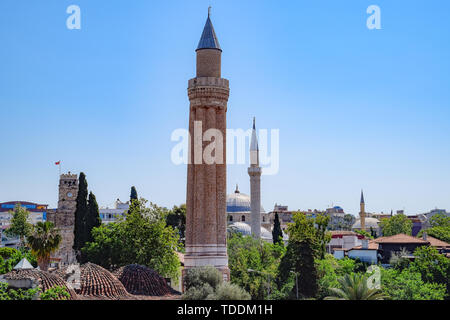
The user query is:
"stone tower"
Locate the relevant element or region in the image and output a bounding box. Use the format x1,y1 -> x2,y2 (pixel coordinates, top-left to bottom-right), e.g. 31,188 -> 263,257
360,190 -> 366,231
185,10 -> 230,281
248,118 -> 262,239
48,173 -> 78,265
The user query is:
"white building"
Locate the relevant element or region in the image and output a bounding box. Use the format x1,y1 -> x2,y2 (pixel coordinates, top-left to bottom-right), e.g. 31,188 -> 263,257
99,199 -> 129,224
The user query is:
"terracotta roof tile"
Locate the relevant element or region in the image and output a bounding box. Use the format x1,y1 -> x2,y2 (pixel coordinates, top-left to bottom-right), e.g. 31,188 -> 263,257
374,234 -> 428,244
427,236 -> 450,248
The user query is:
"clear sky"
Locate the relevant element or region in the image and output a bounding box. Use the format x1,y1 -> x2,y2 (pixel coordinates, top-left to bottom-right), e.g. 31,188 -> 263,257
1,0 -> 449,216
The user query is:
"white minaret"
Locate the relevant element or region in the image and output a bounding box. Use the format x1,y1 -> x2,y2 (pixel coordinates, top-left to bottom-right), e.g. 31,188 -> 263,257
248,118 -> 262,239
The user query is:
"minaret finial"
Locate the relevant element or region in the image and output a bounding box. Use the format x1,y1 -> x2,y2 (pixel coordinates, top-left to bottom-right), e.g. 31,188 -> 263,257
235,184 -> 239,193
253,117 -> 256,130
208,6 -> 211,18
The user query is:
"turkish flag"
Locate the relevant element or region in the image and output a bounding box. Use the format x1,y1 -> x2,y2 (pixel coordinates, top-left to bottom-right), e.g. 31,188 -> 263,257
55,161 -> 60,165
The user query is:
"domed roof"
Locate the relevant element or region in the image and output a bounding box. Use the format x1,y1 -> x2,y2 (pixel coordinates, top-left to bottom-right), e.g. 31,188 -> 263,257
352,217 -> 380,229
113,264 -> 179,296
227,222 -> 272,242
226,185 -> 265,213
76,263 -> 130,299
3,269 -> 78,300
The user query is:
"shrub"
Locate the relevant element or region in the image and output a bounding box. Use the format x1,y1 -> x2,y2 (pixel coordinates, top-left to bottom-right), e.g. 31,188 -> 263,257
208,282 -> 251,300
183,283 -> 215,300
184,266 -> 222,291
0,247 -> 18,259
40,286 -> 71,300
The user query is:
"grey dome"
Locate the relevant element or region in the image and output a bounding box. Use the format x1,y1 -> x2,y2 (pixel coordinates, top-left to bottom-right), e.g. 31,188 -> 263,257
226,186 -> 265,213
352,217 -> 380,229
228,222 -> 272,242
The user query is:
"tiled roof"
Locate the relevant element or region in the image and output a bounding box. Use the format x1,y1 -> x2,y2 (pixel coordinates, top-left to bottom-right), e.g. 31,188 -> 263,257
350,240 -> 379,250
427,236 -> 450,248
374,234 -> 429,244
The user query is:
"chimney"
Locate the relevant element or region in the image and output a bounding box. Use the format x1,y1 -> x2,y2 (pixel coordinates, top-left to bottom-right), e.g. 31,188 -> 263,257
422,232 -> 428,241
362,239 -> 369,249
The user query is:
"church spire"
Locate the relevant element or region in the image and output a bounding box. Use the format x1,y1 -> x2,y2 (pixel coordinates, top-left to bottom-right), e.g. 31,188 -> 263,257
197,7 -> 221,51
360,189 -> 365,204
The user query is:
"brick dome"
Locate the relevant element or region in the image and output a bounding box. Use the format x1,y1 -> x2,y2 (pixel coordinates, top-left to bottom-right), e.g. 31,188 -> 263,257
2,269 -> 78,300
113,264 -> 179,296
77,263 -> 130,299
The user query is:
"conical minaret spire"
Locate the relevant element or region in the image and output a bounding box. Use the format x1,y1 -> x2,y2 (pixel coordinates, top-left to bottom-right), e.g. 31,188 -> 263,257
250,117 -> 259,166
360,189 -> 366,231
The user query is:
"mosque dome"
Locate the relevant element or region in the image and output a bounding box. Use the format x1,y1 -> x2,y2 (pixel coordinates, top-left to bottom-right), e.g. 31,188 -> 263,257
227,222 -> 272,242
226,185 -> 265,213
352,217 -> 380,229
113,264 -> 179,297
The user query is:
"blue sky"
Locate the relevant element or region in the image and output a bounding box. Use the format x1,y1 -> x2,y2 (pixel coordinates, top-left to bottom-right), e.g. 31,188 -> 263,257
0,0 -> 449,216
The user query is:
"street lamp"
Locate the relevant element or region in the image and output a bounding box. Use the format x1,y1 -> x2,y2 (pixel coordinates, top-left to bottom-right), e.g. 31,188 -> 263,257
290,271 -> 298,300
247,269 -> 271,299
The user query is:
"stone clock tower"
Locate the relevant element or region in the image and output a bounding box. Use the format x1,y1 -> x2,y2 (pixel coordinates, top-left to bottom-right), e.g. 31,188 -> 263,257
184,10 -> 230,282
48,172 -> 78,265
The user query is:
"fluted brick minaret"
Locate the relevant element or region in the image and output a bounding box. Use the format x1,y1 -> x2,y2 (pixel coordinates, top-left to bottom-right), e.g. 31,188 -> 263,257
184,9 -> 230,284
248,118 -> 262,239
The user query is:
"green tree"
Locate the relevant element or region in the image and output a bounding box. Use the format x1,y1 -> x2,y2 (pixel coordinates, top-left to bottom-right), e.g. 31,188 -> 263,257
183,266 -> 250,300
73,172 -> 88,256
381,268 -> 446,300
82,199 -> 181,280
315,213 -> 331,259
380,214 -> 412,236
272,213 -> 283,245
5,204 -> 32,247
277,212 -> 322,299
227,233 -> 284,300
166,204 -> 186,246
325,273 -> 385,300
130,186 -> 138,201
0,248 -> 37,275
410,246 -> 450,296
0,283 -> 40,301
85,192 -> 101,244
26,221 -> 61,271
418,214 -> 450,243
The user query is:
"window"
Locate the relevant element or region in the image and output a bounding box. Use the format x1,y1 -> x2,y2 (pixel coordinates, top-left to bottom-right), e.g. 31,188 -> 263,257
241,215 -> 246,222
229,216 -> 233,222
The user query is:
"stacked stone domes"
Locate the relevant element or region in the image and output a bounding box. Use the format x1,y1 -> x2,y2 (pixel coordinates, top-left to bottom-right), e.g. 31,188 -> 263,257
113,264 -> 179,296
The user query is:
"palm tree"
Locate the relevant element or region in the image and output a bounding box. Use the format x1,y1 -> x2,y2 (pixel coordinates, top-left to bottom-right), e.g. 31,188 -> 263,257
324,273 -> 385,300
27,222 -> 62,271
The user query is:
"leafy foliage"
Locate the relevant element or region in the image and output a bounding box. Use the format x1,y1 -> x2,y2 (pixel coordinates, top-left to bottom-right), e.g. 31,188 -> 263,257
39,286 -> 71,300
380,214 -> 412,236
418,214 -> 450,243
0,283 -> 40,300
82,199 -> 181,279
166,204 -> 186,246
0,248 -> 37,275
324,273 -> 385,300
4,204 -> 32,246
0,247 -> 18,260
27,221 -> 62,271
227,233 -> 284,299
182,266 -> 250,300
381,268 -> 446,300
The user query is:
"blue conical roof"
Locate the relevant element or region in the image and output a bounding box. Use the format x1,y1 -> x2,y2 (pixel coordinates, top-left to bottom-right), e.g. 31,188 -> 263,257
197,13 -> 221,51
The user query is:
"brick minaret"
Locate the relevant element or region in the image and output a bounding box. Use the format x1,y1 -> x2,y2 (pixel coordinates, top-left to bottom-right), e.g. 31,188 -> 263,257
360,190 -> 366,231
248,118 -> 262,239
184,10 -> 230,282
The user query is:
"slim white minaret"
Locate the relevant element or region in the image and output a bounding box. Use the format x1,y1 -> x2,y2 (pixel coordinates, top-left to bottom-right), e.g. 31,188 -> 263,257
248,118 -> 262,239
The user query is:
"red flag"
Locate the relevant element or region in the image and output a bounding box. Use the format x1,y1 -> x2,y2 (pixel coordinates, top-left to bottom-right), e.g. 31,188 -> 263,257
55,161 -> 60,165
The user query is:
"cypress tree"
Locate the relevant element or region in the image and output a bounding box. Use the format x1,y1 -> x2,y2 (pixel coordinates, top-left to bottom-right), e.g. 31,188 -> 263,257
86,192 -> 101,243
272,213 -> 283,244
73,172 -> 88,258
130,186 -> 138,201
